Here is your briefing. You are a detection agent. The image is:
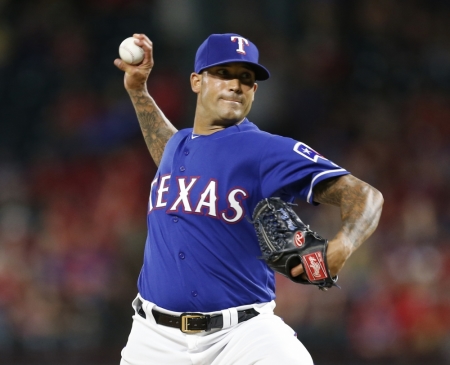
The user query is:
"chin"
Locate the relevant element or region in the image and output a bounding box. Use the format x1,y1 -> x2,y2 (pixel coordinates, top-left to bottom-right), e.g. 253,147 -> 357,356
219,110 -> 244,123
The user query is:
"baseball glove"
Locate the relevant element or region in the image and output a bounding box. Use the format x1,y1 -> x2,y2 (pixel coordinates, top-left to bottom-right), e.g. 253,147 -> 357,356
251,197 -> 339,290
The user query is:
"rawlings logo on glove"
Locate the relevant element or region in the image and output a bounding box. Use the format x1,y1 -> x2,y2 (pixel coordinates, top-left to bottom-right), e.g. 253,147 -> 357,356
251,197 -> 339,291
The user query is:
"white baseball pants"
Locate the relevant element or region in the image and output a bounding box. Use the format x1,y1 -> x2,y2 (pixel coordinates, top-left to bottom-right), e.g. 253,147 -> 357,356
120,294 -> 313,365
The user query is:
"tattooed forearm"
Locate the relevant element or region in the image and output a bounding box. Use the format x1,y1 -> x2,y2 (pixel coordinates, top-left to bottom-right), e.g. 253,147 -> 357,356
313,175 -> 384,252
128,89 -> 177,166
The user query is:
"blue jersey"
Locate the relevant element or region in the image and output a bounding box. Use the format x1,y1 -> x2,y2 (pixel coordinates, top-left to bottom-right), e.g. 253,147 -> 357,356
137,119 -> 349,312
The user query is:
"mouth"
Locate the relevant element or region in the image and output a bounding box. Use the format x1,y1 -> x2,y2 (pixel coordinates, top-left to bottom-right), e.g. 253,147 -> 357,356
220,98 -> 242,104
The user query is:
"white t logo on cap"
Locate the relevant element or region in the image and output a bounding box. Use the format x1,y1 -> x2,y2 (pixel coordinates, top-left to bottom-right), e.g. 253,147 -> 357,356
230,36 -> 249,55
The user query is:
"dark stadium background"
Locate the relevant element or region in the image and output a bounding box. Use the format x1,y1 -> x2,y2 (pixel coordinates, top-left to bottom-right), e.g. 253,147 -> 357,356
1,0 -> 449,364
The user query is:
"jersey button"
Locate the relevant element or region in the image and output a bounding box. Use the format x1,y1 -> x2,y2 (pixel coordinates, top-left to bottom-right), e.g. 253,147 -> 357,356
191,290 -> 198,297
172,217 -> 179,223
180,166 -> 186,172
184,150 -> 189,155
178,252 -> 185,260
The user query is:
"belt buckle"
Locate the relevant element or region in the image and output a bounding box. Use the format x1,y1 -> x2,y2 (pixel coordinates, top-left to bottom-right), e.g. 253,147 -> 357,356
180,313 -> 209,333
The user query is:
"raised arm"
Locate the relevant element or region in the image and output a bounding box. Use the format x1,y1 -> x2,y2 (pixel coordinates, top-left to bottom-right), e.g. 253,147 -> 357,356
114,34 -> 177,166
291,174 -> 384,277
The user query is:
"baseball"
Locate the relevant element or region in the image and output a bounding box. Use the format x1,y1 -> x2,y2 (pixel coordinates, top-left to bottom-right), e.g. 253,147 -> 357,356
119,37 -> 144,65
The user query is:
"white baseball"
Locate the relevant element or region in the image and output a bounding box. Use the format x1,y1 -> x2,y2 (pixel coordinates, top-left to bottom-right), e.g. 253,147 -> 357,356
119,37 -> 144,65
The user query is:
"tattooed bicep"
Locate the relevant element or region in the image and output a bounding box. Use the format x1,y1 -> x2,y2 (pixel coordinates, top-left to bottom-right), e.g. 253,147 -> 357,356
313,174 -> 361,206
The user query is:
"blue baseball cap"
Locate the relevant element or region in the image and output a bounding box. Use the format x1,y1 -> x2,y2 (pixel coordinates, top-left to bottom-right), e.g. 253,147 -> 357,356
194,33 -> 270,81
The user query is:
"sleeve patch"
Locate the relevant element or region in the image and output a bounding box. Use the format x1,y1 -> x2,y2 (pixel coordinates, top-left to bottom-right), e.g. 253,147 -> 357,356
293,142 -> 330,163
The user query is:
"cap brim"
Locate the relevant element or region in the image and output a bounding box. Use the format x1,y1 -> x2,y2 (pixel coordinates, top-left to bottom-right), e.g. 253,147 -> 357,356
198,59 -> 270,81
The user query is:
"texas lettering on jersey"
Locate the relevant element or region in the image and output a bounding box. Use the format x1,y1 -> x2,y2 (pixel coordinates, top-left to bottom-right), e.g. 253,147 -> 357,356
148,175 -> 249,224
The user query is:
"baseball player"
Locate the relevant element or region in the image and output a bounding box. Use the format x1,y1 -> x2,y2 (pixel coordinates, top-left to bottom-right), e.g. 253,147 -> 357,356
114,33 -> 383,365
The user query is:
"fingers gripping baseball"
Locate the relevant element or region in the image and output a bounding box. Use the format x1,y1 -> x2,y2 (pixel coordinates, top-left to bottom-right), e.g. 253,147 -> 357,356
114,34 -> 154,91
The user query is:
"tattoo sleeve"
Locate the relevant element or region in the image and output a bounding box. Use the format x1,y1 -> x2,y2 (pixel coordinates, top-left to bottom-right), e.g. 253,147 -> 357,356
313,174 -> 384,252
128,89 -> 177,166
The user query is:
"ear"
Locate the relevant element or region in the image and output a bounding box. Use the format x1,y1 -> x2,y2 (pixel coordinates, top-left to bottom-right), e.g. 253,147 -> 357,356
190,73 -> 202,93
252,82 -> 258,101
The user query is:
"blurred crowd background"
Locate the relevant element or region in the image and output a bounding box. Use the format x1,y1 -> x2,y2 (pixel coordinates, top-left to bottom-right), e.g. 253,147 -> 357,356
1,0 -> 450,364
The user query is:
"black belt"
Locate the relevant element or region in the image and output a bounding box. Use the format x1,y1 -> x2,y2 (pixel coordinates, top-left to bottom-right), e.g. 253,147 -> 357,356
138,306 -> 259,334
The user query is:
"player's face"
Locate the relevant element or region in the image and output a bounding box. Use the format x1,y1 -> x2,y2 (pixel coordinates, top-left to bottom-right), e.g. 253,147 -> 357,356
191,63 -> 258,125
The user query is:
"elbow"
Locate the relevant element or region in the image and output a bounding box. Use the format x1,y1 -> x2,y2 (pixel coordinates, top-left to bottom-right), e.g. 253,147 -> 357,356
367,185 -> 384,225
374,188 -> 384,212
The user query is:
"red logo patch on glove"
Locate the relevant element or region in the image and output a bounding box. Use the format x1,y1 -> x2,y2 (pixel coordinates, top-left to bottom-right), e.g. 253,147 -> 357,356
294,231 -> 305,247
302,252 -> 328,281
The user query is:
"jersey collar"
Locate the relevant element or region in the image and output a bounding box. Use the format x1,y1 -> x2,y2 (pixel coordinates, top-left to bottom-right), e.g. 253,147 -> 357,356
189,119 -> 259,140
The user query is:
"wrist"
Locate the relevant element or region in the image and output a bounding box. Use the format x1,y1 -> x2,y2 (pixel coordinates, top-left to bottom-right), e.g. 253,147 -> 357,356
126,84 -> 149,94
326,233 -> 352,276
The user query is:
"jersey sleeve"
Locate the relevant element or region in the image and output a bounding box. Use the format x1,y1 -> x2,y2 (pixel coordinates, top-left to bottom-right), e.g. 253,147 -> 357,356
259,134 -> 350,204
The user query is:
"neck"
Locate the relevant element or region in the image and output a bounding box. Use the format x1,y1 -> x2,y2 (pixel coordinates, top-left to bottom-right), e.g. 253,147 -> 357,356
192,117 -> 246,135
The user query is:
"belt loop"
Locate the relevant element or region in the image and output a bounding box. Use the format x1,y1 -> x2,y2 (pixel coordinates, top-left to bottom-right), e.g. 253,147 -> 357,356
221,309 -> 231,329
143,299 -> 150,315
229,307 -> 238,327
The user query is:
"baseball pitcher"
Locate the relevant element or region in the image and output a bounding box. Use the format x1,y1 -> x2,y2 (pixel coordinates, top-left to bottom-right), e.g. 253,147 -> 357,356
114,33 -> 384,365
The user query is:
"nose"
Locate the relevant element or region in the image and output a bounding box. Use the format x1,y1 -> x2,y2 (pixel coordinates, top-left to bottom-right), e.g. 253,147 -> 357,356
227,78 -> 242,93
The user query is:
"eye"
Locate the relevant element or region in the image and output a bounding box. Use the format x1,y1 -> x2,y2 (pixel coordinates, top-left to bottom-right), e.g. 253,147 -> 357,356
217,69 -> 229,76
239,71 -> 255,85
